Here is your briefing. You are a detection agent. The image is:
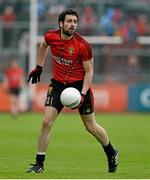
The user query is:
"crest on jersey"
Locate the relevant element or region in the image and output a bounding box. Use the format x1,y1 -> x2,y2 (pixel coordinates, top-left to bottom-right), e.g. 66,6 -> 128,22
68,47 -> 74,55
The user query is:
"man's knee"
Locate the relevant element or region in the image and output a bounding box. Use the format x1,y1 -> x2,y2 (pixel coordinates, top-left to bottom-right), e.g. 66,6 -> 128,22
42,117 -> 53,129
42,107 -> 58,129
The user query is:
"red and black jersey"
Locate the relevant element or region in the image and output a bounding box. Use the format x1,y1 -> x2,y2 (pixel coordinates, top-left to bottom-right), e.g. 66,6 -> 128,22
5,67 -> 24,88
44,29 -> 93,84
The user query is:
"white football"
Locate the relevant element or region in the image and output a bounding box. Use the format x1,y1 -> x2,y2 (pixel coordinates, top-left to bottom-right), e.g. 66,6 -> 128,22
60,87 -> 81,109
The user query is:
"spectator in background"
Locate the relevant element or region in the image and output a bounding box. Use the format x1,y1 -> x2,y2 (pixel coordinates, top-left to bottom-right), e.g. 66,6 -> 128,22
3,58 -> 25,118
0,6 -> 16,47
100,7 -> 115,36
136,14 -> 150,35
80,5 -> 97,35
37,0 -> 47,21
124,54 -> 141,84
100,6 -> 150,40
0,5 -> 16,22
115,15 -> 137,42
112,7 -> 123,25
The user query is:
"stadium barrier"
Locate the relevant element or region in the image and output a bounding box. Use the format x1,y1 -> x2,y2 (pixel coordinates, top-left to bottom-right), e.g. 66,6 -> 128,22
128,84 -> 150,112
1,83 -> 150,112
33,84 -> 127,112
0,84 -> 11,112
0,84 -> 28,112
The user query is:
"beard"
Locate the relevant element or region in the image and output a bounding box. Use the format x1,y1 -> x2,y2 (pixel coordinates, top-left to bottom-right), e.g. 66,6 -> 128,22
62,27 -> 75,37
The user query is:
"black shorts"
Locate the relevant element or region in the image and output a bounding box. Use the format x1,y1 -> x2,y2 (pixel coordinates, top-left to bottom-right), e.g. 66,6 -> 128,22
10,88 -> 20,96
45,79 -> 94,115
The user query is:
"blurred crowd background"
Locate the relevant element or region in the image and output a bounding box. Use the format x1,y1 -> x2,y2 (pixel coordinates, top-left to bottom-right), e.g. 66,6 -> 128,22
0,0 -> 150,84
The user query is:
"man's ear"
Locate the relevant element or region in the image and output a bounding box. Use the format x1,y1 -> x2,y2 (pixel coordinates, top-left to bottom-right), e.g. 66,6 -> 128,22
59,21 -> 63,28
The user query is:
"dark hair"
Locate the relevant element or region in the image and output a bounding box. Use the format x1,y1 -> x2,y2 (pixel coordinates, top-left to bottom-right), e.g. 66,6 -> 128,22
58,8 -> 79,25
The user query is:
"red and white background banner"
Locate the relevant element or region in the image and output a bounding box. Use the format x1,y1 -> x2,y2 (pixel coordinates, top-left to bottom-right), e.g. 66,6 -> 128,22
1,83 -> 150,112
33,84 -> 127,112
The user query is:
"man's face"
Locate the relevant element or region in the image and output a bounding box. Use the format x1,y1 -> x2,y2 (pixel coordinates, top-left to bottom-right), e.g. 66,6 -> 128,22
60,15 -> 78,36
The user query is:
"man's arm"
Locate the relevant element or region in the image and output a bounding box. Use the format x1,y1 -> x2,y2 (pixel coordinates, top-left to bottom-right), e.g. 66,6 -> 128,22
28,39 -> 48,84
81,58 -> 93,95
71,58 -> 93,109
37,39 -> 49,67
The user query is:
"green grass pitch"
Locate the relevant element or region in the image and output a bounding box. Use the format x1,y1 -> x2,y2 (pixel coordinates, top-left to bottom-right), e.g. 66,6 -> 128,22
0,112 -> 150,179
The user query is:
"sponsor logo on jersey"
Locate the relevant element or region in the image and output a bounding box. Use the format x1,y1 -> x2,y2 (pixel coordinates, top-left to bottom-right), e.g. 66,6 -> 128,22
68,47 -> 74,55
52,55 -> 73,66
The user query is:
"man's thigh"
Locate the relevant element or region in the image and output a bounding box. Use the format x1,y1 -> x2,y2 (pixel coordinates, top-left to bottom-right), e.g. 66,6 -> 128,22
45,84 -> 64,114
78,88 -> 94,115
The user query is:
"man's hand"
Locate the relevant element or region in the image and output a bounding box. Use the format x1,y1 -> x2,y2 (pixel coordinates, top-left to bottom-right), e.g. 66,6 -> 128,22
28,65 -> 43,84
71,93 -> 85,110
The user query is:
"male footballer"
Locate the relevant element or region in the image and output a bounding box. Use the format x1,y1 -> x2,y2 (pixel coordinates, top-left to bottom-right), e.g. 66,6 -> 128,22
26,8 -> 119,173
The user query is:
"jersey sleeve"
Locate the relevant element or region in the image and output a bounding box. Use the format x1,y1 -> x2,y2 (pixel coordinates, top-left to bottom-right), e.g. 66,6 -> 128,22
80,43 -> 93,61
44,31 -> 51,46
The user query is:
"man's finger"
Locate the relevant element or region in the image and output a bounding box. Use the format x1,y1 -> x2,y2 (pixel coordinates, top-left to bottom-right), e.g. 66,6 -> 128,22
37,76 -> 40,82
28,76 -> 31,82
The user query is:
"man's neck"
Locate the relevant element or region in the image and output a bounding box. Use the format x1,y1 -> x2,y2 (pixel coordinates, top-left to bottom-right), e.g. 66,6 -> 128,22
61,33 -> 74,40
